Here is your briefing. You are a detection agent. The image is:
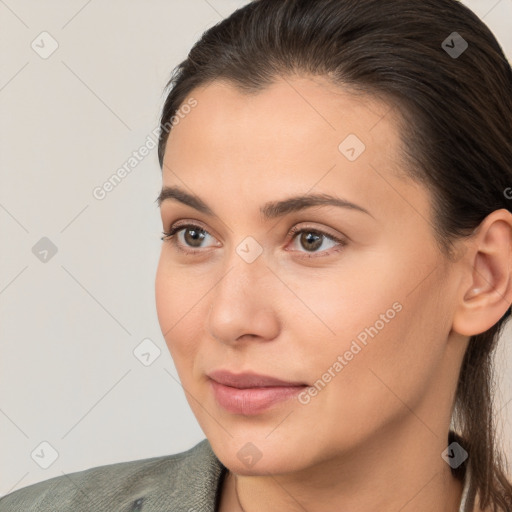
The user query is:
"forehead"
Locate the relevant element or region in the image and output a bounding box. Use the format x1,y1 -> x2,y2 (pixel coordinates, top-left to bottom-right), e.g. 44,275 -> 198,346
168,76 -> 399,143
161,76 -> 426,224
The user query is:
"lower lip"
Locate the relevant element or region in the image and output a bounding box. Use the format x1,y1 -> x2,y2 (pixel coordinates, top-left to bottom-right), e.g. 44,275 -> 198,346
210,380 -> 307,415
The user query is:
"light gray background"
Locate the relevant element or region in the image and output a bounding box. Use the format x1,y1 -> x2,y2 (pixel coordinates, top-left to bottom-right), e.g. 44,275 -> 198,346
1,0 -> 511,495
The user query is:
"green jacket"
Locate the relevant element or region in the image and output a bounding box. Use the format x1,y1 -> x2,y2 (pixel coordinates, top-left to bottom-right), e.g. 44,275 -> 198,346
0,439 -> 227,512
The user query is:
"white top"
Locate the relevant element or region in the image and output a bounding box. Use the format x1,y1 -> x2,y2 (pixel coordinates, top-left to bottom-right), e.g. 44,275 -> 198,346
458,464 -> 471,512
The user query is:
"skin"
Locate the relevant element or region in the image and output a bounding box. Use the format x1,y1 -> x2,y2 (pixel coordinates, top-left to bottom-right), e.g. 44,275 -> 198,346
155,75 -> 512,512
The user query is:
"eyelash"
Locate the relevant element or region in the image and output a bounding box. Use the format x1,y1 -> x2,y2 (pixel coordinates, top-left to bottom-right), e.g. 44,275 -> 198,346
161,222 -> 347,259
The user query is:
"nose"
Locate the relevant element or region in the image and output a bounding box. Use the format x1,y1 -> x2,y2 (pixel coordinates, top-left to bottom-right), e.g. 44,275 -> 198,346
206,257 -> 280,346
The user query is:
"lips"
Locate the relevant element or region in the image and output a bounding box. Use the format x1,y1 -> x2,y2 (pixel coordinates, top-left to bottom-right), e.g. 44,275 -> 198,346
207,369 -> 308,388
207,370 -> 309,415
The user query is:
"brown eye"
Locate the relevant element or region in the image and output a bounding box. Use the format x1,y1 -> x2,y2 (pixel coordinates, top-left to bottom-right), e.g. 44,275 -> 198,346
298,231 -> 323,252
287,226 -> 347,258
182,226 -> 207,247
161,223 -> 217,255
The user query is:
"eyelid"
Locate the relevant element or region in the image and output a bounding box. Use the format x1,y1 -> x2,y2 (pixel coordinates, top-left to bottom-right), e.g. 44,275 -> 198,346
288,223 -> 347,243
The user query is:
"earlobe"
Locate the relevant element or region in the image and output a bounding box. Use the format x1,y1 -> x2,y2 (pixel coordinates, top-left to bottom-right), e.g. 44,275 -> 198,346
452,209 -> 512,337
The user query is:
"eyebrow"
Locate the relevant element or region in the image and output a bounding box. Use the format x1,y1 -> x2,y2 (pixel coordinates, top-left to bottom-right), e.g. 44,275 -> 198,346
156,186 -> 374,220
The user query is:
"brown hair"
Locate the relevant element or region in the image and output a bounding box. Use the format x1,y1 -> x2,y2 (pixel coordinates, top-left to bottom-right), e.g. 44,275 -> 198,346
157,1 -> 512,510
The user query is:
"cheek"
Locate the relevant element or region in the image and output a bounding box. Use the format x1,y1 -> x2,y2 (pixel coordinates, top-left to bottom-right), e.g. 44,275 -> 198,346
154,256 -> 175,338
280,252 -> 403,350
155,254 -> 202,366
293,253 -> 447,415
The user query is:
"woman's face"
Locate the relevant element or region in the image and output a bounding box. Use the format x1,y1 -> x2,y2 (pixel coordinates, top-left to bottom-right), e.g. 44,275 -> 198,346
155,76 -> 467,476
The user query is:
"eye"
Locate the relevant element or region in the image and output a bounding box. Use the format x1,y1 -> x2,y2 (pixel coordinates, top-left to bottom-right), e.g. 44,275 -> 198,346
161,223 -> 218,254
286,225 -> 347,258
161,222 -> 347,258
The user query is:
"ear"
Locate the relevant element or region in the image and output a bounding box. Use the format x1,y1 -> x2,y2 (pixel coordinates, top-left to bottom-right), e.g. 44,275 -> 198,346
452,209 -> 512,337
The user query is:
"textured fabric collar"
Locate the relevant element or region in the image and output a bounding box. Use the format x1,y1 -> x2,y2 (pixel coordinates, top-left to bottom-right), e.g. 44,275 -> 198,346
0,438 -> 229,512
179,438 -> 227,511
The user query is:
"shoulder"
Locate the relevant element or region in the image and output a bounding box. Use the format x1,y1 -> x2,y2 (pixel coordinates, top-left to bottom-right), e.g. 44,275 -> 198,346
0,439 -> 226,512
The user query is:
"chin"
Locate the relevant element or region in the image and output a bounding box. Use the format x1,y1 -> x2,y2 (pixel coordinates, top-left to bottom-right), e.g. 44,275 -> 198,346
208,433 -> 316,476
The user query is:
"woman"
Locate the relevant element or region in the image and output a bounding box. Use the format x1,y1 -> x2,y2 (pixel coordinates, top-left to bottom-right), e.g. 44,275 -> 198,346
1,0 -> 511,511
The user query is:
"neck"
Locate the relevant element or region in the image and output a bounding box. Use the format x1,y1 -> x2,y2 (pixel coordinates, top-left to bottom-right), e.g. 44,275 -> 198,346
220,420 -> 465,512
